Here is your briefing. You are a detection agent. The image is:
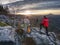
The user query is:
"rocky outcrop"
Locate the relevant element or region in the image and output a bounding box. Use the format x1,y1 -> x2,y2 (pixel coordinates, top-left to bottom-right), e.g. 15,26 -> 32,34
24,27 -> 60,45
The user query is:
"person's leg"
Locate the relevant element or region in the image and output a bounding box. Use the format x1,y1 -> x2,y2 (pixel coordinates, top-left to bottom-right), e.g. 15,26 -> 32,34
45,27 -> 49,36
40,24 -> 42,30
39,24 -> 43,33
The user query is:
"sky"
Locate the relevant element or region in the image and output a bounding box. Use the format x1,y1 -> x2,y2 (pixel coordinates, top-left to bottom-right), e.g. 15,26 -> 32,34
0,0 -> 24,4
1,0 -> 60,15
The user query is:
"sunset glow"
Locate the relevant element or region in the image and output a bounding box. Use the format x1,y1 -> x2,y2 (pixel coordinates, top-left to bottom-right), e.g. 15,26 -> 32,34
16,9 -> 60,15
17,10 -> 37,15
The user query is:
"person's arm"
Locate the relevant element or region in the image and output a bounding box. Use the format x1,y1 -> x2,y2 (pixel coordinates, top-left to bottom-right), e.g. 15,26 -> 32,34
41,19 -> 44,25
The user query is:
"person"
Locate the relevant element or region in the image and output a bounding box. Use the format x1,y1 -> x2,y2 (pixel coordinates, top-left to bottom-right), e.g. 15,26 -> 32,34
24,16 -> 30,25
40,16 -> 49,36
22,37 -> 36,45
23,16 -> 30,33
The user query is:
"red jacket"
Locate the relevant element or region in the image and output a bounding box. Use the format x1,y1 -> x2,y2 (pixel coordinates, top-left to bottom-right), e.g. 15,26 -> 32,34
41,18 -> 49,27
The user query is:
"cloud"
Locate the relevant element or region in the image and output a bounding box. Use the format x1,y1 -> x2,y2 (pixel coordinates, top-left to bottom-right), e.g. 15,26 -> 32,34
6,0 -> 60,15
0,0 -> 24,4
9,1 -> 60,13
19,1 -> 60,10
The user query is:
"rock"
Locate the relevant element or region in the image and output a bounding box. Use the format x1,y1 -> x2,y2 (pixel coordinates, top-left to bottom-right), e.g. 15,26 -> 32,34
0,26 -> 21,45
0,26 -> 60,45
25,27 -> 60,45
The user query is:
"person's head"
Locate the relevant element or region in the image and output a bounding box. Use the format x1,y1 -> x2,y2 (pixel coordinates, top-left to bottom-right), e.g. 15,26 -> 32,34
44,16 -> 47,18
22,37 -> 36,45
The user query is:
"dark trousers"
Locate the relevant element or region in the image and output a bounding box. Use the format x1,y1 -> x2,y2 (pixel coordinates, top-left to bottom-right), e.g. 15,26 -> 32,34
40,24 -> 43,30
40,24 -> 49,36
44,27 -> 49,36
